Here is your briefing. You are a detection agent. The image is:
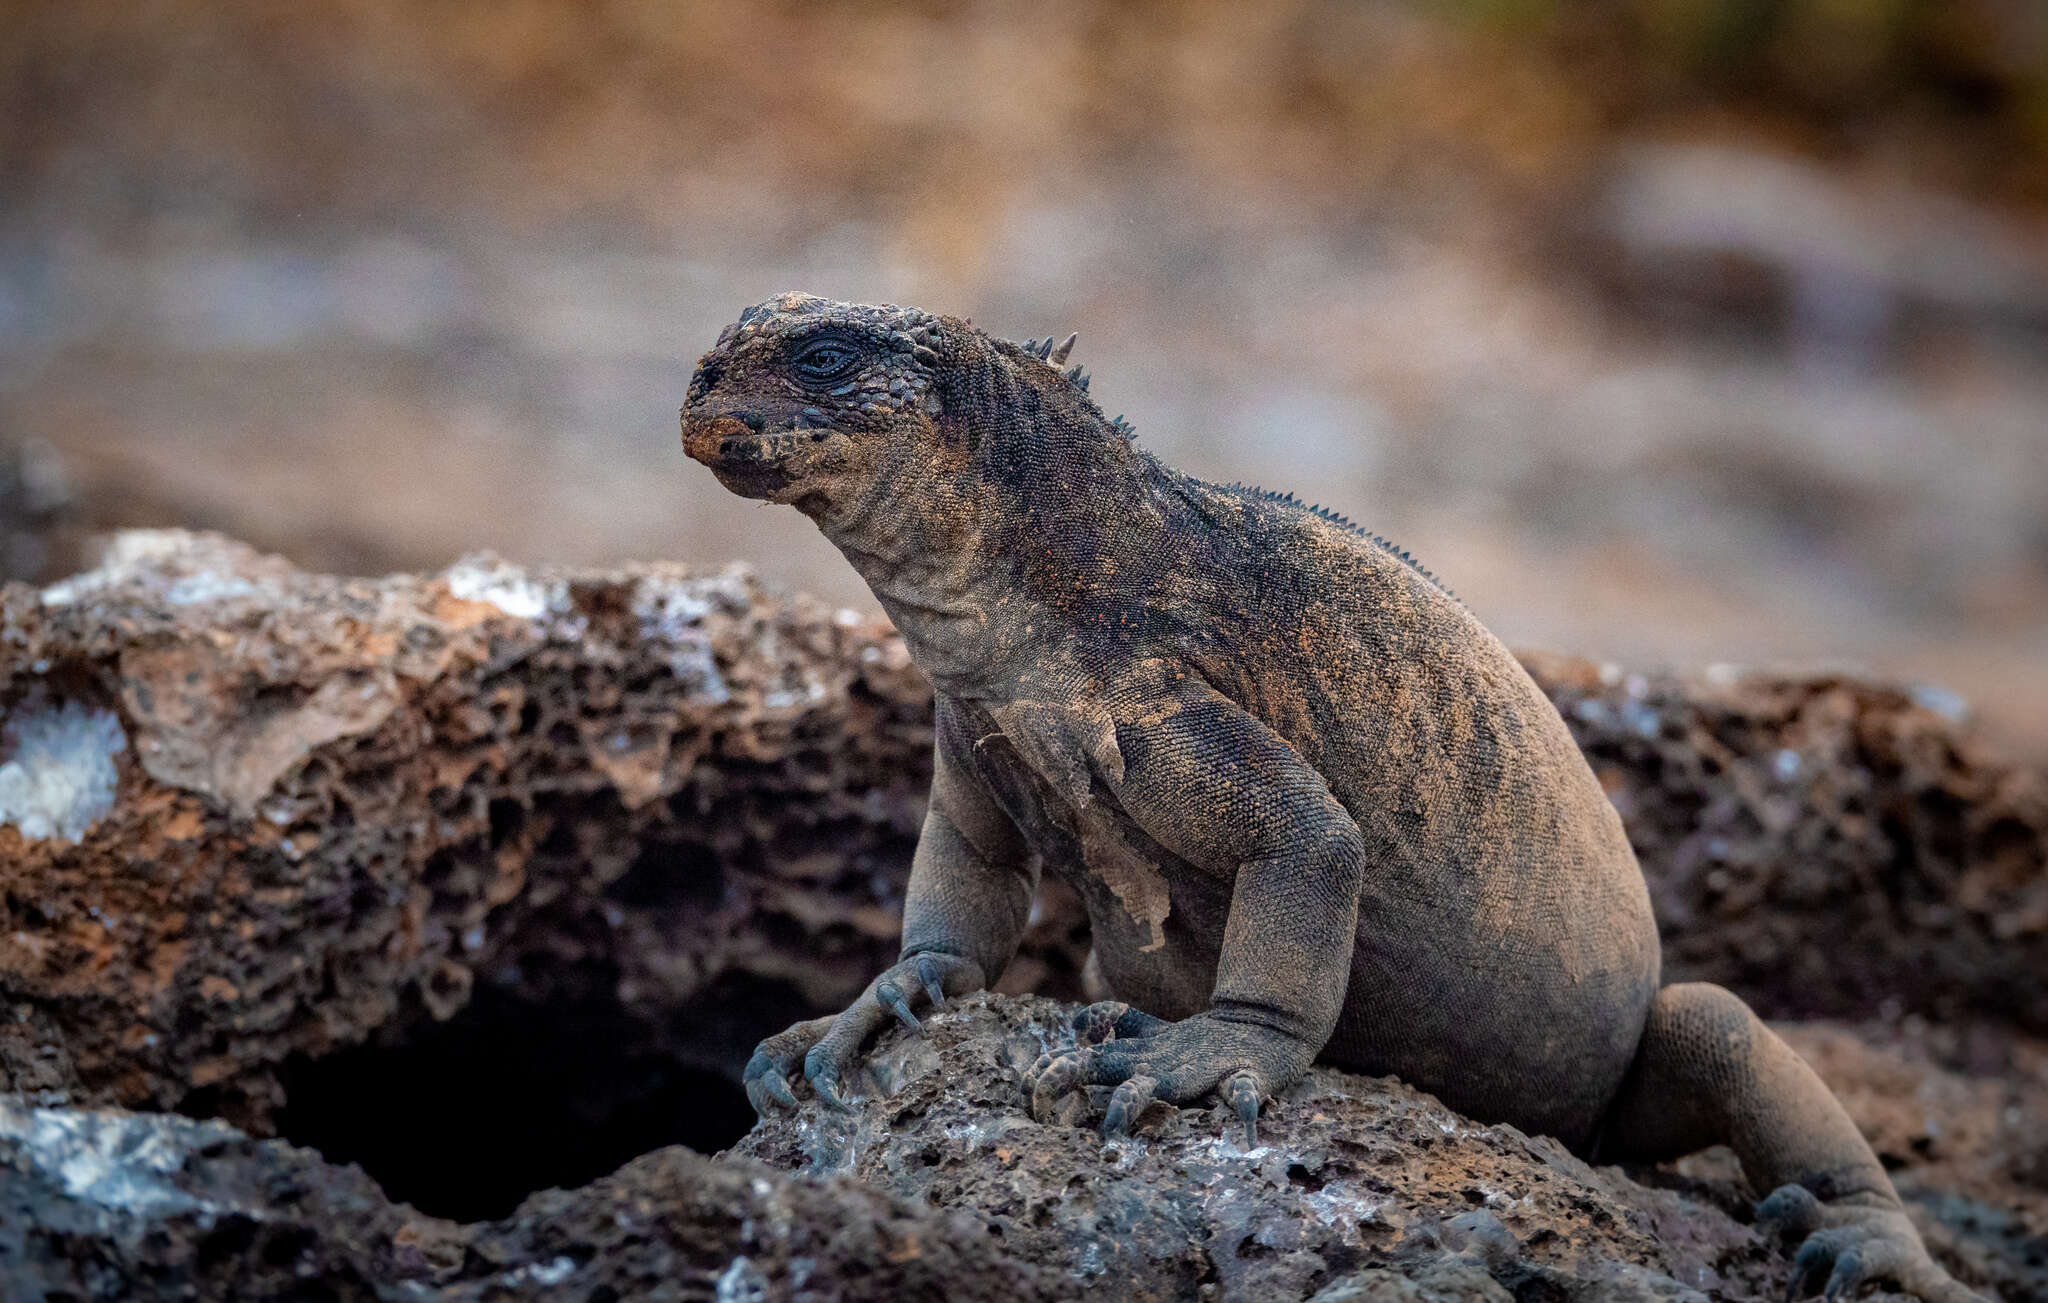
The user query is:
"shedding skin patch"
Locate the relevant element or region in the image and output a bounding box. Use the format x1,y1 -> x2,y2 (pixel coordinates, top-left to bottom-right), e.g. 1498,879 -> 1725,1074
1077,813 -> 1173,953
990,698 -> 1168,946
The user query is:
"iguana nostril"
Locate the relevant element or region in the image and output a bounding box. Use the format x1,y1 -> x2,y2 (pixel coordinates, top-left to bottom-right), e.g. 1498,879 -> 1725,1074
735,412 -> 766,432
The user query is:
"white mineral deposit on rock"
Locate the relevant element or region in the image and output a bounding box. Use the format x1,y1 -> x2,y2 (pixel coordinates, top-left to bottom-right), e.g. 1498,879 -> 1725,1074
443,556 -> 567,621
631,574 -> 732,701
714,1255 -> 769,1303
0,1102 -> 234,1217
0,696 -> 126,842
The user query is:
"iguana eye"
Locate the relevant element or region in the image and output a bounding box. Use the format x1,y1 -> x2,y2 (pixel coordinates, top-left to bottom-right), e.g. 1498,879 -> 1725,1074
793,339 -> 860,385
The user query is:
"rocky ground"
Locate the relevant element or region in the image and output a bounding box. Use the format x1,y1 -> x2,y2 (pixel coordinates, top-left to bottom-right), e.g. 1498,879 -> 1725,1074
2,994 -> 2042,1301
1,532 -> 2044,1299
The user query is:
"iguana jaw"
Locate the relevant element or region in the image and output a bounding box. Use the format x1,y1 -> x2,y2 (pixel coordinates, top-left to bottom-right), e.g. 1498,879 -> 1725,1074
680,412 -> 811,502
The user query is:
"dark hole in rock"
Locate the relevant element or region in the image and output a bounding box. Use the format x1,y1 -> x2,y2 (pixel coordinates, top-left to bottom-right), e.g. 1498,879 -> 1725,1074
606,838 -> 724,910
271,983 -> 759,1221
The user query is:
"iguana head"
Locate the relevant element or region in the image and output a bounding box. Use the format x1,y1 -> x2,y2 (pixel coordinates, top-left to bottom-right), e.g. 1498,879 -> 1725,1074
681,293 -> 961,511
684,294 -> 1161,682
682,293 -> 1124,519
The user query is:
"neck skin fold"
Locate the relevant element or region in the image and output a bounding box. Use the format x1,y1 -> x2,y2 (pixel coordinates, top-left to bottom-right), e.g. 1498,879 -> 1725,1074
810,385 -> 1160,698
812,462 -> 1014,695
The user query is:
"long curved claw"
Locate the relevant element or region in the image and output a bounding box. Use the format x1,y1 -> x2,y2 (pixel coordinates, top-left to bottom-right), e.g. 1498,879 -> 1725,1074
876,980 -> 922,1035
1029,1050 -> 1089,1122
1822,1249 -> 1870,1303
1102,1075 -> 1158,1139
1787,1249 -> 1824,1302
739,957 -> 988,1124
809,1068 -> 853,1112
743,1058 -> 801,1115
803,1044 -> 856,1112
740,1021 -> 831,1119
1789,1228 -> 1861,1301
1759,1184 -> 1988,1303
915,954 -> 949,1008
1222,1071 -> 1261,1149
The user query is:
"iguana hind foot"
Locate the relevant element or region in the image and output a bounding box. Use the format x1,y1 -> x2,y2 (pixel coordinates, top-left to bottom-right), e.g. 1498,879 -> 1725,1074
1759,1186 -> 1986,1303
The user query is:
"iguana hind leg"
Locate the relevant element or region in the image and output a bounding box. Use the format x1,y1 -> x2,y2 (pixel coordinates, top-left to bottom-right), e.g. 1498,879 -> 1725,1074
1601,983 -> 1984,1302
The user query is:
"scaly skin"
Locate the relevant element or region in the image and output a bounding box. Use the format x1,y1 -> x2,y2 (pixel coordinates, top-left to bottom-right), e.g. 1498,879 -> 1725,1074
680,293 -> 1983,1302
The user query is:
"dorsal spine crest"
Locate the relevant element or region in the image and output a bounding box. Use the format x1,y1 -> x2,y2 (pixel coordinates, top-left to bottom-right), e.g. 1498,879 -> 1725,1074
1220,482 -> 1457,601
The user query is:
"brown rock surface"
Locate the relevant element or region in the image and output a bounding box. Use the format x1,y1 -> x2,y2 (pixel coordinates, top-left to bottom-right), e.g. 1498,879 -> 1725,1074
0,530 -> 938,1132
730,992 -> 1787,1302
2,994 -> 2038,1300
0,1091 -> 1078,1302
2,532 -> 2040,1139
732,994 -> 2046,1302
1533,652 -> 2048,1029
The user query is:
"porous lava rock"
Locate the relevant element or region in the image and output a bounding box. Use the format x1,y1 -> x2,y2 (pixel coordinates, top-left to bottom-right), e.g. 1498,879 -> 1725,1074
5,993 -> 2037,1301
0,530 -> 943,1129
1531,652 -> 2048,1029
734,992 -> 2048,1303
1,531 -> 2042,1136
0,1092 -> 1079,1302
0,530 -> 2043,1298
730,992 -> 1785,1302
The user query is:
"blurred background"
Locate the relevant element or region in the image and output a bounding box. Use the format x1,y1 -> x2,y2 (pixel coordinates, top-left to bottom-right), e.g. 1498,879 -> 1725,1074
3,0 -> 2045,757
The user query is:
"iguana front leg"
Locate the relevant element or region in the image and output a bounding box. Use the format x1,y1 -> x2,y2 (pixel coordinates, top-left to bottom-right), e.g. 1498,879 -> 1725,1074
744,699 -> 1033,1114
1025,689 -> 1365,1145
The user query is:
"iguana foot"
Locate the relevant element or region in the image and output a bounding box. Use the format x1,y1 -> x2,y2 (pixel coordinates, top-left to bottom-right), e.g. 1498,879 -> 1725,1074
741,951 -> 984,1116
1758,1185 -> 1986,1303
1024,1002 -> 1310,1148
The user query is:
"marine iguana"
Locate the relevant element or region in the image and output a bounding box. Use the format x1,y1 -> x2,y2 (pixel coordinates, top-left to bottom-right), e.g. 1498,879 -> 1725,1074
680,293 -> 1982,1302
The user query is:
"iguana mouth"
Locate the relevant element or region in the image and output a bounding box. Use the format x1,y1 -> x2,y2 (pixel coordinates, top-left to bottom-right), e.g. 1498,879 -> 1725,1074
682,415 -> 816,497
713,429 -> 814,460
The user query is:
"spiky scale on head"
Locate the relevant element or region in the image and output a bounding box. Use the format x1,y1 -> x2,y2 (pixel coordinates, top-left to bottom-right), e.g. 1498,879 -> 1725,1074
989,323 -> 1126,422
